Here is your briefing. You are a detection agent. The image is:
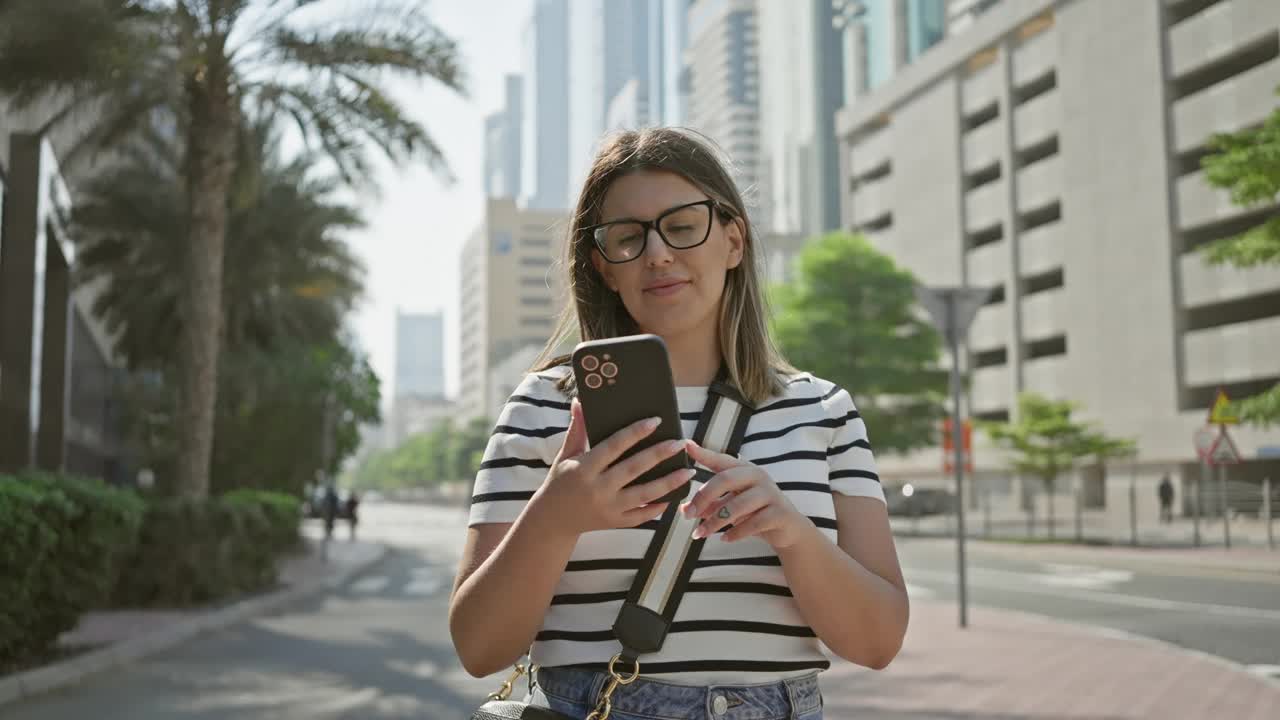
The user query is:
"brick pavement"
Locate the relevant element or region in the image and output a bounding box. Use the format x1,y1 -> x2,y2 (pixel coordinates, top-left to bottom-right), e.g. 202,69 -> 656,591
820,599 -> 1280,719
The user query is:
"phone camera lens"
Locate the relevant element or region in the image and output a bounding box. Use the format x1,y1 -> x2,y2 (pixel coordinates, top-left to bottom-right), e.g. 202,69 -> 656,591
581,355 -> 599,371
600,362 -> 618,378
585,373 -> 603,389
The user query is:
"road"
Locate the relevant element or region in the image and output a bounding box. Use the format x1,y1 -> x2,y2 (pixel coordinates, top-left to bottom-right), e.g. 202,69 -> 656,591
898,537 -> 1280,676
6,502 -> 1279,719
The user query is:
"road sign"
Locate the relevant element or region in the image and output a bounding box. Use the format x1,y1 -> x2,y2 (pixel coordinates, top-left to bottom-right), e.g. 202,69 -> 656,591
1208,389 -> 1239,425
1194,426 -> 1217,460
914,286 -> 994,347
1207,428 -> 1241,465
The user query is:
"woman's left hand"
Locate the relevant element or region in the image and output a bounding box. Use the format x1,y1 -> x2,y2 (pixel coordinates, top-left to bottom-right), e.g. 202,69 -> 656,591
679,441 -> 813,550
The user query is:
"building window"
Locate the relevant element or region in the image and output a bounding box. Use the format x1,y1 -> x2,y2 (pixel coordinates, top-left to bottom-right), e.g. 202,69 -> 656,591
521,276 -> 548,287
520,256 -> 550,268
906,0 -> 947,61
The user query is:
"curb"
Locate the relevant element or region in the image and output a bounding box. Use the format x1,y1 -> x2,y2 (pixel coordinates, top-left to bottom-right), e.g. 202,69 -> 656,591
0,542 -> 389,709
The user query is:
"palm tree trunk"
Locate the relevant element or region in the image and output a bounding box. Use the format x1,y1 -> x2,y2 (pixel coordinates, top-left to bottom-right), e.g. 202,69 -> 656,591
175,68 -> 237,499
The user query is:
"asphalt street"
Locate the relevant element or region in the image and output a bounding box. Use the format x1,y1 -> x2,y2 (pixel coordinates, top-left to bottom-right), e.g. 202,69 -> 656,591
5,502 -> 1278,719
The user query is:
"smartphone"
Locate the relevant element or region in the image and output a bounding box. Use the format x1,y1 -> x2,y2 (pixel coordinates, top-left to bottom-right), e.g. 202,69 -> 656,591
571,333 -> 691,506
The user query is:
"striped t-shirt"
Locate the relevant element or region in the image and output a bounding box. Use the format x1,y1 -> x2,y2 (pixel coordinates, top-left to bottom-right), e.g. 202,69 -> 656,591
467,364 -> 885,684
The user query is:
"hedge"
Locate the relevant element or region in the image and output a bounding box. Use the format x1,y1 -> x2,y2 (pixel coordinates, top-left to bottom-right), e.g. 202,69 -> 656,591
112,489 -> 302,608
0,473 -> 144,668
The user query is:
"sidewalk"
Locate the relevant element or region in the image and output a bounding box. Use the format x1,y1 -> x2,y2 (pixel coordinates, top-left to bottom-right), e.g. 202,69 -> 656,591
0,535 -> 387,708
823,599 -> 1280,719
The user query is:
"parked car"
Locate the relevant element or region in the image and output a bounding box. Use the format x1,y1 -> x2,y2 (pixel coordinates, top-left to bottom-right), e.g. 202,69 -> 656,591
886,484 -> 955,517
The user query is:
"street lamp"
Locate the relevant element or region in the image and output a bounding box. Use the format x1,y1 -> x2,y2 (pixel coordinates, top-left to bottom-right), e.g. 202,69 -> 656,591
914,284 -> 994,629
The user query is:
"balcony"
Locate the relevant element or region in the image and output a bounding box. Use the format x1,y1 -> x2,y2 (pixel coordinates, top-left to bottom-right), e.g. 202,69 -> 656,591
1016,154 -> 1062,215
1013,90 -> 1060,152
965,181 -> 1006,235
1023,355 -> 1069,398
1012,27 -> 1056,89
1183,315 -> 1280,387
1172,57 -> 1280,154
1019,221 -> 1064,278
1176,170 -> 1237,230
852,177 -> 892,228
962,62 -> 1001,119
971,365 -> 1013,415
1180,252 -> 1280,308
969,302 -> 1010,352
1169,0 -> 1271,79
851,127 -> 891,180
1021,287 -> 1066,341
963,119 -> 1003,176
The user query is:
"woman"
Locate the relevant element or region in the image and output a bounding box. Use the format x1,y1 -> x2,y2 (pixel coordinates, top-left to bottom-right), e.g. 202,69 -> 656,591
449,128 -> 908,719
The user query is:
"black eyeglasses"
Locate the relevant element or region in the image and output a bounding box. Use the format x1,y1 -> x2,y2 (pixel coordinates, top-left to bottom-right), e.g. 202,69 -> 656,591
585,199 -> 721,264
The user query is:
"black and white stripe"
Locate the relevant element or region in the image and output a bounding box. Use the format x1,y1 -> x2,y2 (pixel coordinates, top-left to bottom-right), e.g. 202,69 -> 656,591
468,366 -> 883,683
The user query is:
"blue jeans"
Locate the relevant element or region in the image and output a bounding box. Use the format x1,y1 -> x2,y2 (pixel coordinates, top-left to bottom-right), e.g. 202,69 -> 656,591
523,666 -> 823,720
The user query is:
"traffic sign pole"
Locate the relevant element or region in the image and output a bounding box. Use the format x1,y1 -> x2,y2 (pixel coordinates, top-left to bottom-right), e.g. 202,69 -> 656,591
1218,461 -> 1231,549
916,285 -> 994,631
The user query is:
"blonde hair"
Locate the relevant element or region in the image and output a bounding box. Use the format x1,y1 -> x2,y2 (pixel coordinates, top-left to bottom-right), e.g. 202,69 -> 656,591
531,127 -> 795,407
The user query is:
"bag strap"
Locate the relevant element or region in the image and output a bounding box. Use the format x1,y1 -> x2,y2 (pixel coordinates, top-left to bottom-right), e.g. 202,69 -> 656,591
610,365 -> 755,664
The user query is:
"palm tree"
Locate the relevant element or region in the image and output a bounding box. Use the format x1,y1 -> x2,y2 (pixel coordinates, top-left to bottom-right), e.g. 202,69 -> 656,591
73,111 -> 365,370
0,0 -> 463,497
73,110 -> 376,492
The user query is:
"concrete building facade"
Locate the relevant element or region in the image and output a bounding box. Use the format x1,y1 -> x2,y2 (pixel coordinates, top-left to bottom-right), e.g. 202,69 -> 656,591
685,0 -> 764,224
836,0 -> 1280,510
522,0 -> 571,211
457,198 -> 568,421
0,114 -> 127,482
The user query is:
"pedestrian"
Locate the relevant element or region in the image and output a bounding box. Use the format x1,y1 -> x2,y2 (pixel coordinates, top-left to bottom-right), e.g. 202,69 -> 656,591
321,484 -> 340,541
345,491 -> 360,541
450,128 -> 907,720
1158,474 -> 1174,524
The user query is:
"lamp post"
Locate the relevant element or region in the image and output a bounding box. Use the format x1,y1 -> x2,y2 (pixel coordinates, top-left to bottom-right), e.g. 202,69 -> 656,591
915,285 -> 994,629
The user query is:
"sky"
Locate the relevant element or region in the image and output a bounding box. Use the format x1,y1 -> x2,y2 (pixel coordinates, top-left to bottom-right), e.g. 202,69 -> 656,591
339,0 -> 533,405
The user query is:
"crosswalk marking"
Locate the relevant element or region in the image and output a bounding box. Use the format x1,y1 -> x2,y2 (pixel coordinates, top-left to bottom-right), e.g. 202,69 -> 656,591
905,583 -> 936,600
1247,664 -> 1280,679
405,578 -> 445,596
350,576 -> 390,594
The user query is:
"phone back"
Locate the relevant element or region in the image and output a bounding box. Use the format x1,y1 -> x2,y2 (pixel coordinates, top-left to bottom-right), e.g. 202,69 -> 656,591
572,334 -> 689,505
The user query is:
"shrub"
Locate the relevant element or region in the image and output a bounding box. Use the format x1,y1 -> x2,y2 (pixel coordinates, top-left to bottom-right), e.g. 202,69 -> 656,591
0,473 -> 144,667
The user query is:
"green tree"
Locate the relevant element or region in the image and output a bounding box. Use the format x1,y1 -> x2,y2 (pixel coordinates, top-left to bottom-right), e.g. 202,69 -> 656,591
982,393 -> 1134,540
772,232 -> 947,454
0,0 -> 464,498
1199,86 -> 1280,426
211,339 -> 380,496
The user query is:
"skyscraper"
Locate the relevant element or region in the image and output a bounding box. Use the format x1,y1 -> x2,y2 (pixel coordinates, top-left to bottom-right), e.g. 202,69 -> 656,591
484,75 -> 523,199
521,0 -> 571,211
758,0 -> 845,236
568,0 -> 660,201
685,0 -> 763,223
394,311 -> 445,400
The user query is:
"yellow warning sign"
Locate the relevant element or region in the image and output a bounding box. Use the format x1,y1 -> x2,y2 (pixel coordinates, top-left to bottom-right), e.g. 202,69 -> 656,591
1208,389 -> 1239,425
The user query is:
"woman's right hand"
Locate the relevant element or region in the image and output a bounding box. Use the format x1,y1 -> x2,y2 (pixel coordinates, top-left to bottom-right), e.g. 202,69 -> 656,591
530,398 -> 695,538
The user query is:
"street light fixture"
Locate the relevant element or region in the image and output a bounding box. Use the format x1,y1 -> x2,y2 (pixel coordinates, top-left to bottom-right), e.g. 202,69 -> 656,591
914,284 -> 995,629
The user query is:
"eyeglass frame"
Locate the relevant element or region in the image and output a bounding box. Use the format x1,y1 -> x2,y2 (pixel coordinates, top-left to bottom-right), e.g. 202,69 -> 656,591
583,198 -> 729,265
